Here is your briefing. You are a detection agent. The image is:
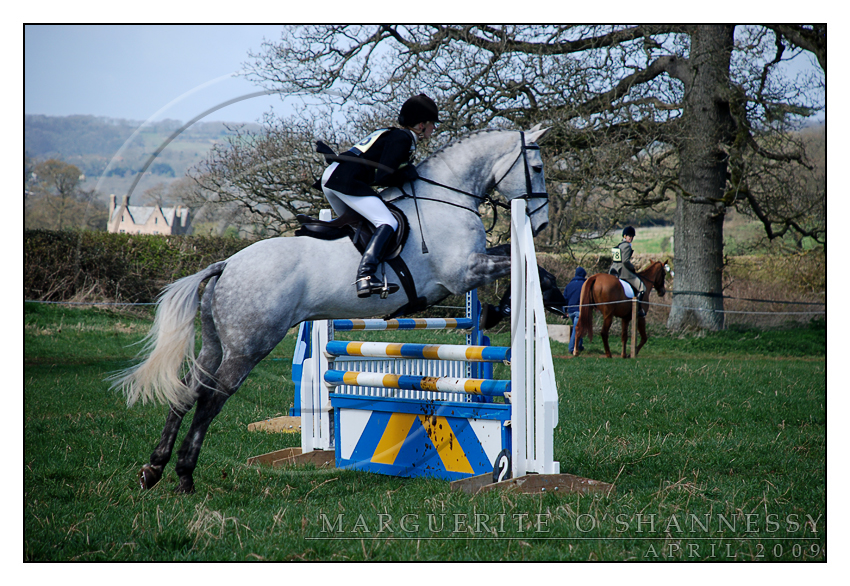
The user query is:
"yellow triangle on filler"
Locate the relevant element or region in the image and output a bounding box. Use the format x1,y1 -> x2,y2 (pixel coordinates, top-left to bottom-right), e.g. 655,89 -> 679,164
371,412 -> 417,465
419,415 -> 474,474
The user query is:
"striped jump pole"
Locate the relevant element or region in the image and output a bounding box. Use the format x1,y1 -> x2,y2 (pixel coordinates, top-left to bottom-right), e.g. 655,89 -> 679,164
332,318 -> 474,331
325,341 -> 510,363
324,370 -> 511,397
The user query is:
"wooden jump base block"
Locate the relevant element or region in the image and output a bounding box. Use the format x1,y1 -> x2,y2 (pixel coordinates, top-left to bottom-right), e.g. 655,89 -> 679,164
246,447 -> 336,468
450,472 -> 615,496
247,415 -> 302,434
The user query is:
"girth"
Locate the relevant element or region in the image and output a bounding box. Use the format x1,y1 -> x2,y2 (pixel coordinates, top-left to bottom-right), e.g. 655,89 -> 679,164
294,206 -> 428,318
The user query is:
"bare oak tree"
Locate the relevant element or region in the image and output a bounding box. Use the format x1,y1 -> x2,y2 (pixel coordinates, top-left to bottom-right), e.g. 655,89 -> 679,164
234,25 -> 823,329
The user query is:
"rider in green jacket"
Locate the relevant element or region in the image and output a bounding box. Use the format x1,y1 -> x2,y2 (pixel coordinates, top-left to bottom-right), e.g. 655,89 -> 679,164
609,226 -> 647,316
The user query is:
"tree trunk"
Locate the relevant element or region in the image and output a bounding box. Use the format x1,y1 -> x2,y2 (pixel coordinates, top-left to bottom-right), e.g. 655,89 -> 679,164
668,25 -> 735,331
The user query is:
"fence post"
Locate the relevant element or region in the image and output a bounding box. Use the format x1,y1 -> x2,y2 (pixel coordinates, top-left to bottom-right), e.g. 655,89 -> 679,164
631,297 -> 637,358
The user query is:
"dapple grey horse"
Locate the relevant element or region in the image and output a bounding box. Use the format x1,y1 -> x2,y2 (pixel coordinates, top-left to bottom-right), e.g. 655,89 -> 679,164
112,126 -> 551,493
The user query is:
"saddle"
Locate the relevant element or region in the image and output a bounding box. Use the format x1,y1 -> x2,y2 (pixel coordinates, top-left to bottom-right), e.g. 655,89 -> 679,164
294,205 -> 427,318
294,203 -> 409,261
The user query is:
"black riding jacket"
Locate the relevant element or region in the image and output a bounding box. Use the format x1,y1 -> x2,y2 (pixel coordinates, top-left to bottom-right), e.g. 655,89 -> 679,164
323,128 -> 417,197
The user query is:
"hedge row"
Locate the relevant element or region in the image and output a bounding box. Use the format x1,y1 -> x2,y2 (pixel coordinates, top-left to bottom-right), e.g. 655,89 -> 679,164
27,229 -> 824,326
25,230 -> 252,304
23,230 -> 612,314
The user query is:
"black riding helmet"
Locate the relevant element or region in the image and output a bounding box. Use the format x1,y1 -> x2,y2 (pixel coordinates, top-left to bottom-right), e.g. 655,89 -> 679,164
398,94 -> 440,127
623,226 -> 636,238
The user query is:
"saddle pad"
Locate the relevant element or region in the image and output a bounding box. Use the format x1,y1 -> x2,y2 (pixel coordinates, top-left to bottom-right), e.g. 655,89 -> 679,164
619,279 -> 635,298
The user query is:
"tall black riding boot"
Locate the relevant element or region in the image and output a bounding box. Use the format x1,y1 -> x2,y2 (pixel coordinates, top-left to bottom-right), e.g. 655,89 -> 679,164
637,290 -> 647,317
355,224 -> 400,298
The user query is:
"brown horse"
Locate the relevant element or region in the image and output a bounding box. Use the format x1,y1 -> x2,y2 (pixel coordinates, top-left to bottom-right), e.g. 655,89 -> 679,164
574,260 -> 669,358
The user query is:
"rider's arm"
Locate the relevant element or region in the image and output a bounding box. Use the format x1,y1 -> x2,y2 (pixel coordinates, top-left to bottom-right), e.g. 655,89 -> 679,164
374,130 -> 416,186
621,242 -> 636,271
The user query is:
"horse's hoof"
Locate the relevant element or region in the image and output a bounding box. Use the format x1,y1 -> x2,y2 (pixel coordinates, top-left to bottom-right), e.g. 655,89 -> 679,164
175,477 -> 195,494
139,464 -> 163,490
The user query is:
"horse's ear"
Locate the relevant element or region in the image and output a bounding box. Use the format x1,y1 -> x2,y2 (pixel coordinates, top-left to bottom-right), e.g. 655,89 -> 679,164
526,125 -> 551,144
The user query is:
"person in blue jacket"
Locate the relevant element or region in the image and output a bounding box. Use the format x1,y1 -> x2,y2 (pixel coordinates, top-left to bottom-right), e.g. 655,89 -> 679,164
564,266 -> 587,354
320,94 -> 440,298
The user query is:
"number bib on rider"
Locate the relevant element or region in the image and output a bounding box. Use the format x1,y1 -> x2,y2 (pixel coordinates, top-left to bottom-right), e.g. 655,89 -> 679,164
611,247 -> 622,262
349,128 -> 391,156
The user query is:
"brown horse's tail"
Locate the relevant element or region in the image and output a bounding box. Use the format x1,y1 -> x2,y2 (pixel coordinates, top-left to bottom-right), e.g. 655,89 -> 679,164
576,276 -> 596,342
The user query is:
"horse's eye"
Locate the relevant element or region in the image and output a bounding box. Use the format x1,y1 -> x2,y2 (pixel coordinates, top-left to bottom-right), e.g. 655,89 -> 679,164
532,165 -> 543,174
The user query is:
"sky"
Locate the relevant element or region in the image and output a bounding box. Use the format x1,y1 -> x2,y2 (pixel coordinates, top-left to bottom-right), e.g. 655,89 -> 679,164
25,25 -> 293,124
26,24 -> 827,127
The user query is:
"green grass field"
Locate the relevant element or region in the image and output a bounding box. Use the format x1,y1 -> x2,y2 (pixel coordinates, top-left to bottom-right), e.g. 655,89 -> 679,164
24,303 -> 826,561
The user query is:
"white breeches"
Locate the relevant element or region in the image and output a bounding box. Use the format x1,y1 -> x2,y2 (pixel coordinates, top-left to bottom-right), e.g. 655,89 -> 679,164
321,163 -> 399,231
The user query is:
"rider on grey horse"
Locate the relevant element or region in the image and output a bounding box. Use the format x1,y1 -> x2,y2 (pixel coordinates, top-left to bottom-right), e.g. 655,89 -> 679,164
609,226 -> 647,316
320,94 -> 440,298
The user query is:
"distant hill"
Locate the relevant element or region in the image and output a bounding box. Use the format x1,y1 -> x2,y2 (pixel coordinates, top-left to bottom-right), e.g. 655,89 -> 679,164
25,114 -> 262,203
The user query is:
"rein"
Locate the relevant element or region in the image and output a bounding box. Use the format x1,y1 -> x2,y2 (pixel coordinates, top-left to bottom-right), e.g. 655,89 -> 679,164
386,131 -> 548,234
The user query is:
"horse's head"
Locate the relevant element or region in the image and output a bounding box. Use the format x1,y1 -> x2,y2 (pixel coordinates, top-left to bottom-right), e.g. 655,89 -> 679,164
640,260 -> 669,297
491,124 -> 551,235
653,261 -> 670,297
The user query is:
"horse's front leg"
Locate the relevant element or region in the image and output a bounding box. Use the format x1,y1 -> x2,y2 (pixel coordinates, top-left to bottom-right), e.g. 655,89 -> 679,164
635,316 -> 648,357
457,253 -> 512,293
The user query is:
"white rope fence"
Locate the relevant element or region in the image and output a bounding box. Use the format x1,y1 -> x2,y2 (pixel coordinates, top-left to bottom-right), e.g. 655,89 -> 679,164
577,298 -> 824,316
25,298 -> 825,316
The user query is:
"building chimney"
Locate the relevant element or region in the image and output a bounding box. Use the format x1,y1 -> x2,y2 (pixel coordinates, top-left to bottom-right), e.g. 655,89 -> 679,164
109,194 -> 116,217
122,194 -> 129,207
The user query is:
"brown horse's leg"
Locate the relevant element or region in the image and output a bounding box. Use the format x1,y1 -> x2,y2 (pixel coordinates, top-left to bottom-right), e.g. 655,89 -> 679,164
600,313 -> 614,358
635,316 -> 648,357
620,318 -> 630,359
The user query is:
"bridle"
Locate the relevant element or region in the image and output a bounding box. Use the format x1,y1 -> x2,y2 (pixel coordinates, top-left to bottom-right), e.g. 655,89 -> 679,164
387,131 -> 549,233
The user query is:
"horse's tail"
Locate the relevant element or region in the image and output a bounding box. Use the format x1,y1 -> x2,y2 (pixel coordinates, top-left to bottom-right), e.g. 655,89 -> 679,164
109,261 -> 227,410
576,276 -> 596,343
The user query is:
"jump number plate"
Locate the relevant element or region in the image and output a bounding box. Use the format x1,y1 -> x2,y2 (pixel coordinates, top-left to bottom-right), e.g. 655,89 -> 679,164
493,449 -> 512,483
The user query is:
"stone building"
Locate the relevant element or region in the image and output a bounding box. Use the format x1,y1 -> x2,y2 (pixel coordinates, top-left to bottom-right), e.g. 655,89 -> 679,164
107,194 -> 191,235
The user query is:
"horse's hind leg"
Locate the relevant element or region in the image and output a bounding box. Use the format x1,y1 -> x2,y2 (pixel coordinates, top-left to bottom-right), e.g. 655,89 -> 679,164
172,354 -> 258,493
140,277 -> 223,490
600,314 -> 614,358
140,404 -> 190,489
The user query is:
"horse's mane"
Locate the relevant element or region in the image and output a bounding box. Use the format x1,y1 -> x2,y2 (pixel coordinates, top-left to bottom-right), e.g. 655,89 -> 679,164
419,128 -> 512,167
639,260 -> 668,288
